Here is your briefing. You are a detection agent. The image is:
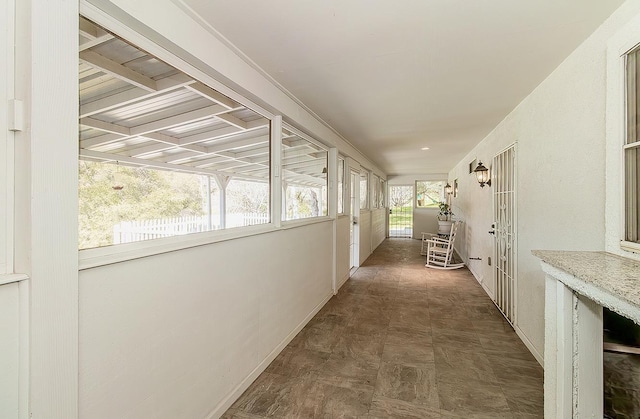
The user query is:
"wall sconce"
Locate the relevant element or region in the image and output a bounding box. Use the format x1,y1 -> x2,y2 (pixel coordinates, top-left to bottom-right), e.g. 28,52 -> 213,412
444,182 -> 453,195
474,161 -> 491,187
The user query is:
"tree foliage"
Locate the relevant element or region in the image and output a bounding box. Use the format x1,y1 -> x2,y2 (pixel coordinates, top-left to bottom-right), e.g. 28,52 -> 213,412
79,161 -> 205,249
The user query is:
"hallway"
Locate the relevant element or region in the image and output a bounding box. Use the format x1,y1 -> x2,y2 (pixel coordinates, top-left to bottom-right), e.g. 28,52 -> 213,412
223,239 -> 543,418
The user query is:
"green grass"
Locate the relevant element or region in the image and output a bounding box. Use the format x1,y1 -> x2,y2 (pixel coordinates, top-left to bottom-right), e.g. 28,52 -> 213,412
389,206 -> 413,228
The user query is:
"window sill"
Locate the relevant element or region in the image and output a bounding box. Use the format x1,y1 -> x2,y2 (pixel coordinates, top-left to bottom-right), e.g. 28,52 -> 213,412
0,273 -> 29,286
621,240 -> 640,254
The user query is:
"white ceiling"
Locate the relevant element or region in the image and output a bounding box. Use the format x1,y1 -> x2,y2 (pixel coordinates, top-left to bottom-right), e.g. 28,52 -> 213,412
179,0 -> 623,175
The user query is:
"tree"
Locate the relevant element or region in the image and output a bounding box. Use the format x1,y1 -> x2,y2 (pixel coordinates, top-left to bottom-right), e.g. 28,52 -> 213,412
79,161 -> 205,249
389,185 -> 413,208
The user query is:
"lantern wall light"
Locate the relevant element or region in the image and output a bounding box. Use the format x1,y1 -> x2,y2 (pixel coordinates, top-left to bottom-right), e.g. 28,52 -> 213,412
444,182 -> 453,195
473,161 -> 491,188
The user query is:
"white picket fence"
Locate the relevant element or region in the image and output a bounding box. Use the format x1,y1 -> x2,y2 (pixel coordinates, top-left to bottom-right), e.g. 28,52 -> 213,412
113,213 -> 269,244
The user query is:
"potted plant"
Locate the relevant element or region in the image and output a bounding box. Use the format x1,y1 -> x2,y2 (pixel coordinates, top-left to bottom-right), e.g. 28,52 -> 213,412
437,202 -> 454,234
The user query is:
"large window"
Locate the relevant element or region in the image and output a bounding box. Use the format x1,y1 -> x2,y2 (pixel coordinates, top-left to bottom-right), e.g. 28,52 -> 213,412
281,126 -> 328,221
626,46 -> 640,244
78,17 -> 271,249
337,156 -> 345,215
360,171 -> 369,210
372,175 -> 380,208
415,181 -> 445,208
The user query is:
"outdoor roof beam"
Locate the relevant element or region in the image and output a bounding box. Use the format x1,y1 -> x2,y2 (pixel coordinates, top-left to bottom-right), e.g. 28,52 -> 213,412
79,50 -> 158,92
79,74 -> 196,118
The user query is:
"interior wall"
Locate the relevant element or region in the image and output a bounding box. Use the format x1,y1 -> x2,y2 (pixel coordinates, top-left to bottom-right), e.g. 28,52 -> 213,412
448,0 -> 640,363
359,210 -> 372,264
371,207 -> 386,249
0,283 -> 19,418
335,215 -> 351,290
413,208 -> 439,240
79,222 -> 333,419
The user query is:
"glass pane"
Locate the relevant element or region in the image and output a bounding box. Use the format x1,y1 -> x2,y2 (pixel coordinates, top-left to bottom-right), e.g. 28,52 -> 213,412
416,181 -> 444,208
337,158 -> 344,214
360,172 -> 368,209
625,146 -> 640,242
78,17 -> 271,249
226,179 -> 270,228
79,161 -> 209,249
282,128 -> 328,220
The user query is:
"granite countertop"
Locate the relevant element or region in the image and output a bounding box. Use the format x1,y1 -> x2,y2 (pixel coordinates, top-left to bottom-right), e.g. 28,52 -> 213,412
532,250 -> 640,323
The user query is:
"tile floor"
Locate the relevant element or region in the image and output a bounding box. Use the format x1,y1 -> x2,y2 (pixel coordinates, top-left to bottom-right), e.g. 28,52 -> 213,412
223,238 -> 543,418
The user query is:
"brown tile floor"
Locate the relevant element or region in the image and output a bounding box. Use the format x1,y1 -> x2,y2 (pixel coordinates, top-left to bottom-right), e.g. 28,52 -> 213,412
223,239 -> 543,418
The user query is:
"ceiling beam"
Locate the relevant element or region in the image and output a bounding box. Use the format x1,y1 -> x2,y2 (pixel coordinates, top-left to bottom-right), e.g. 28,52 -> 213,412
80,117 -> 130,136
216,113 -> 247,130
186,82 -> 239,110
177,126 -> 243,146
79,50 -> 158,92
79,74 -> 195,118
80,133 -> 124,149
80,149 -> 268,182
128,104 -> 226,136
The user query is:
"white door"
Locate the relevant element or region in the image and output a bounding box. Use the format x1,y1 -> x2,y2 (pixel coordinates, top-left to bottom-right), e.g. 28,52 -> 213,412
349,170 -> 359,269
493,144 -> 517,324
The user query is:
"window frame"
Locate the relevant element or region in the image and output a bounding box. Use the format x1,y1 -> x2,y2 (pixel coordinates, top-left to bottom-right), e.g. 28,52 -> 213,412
77,7 -> 290,269
606,16 -> 640,256
414,180 -> 445,209
280,123 -> 330,223
359,170 -> 369,211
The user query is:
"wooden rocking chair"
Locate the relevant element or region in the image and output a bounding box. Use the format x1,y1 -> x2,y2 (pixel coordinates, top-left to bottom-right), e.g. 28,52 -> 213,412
424,221 -> 465,270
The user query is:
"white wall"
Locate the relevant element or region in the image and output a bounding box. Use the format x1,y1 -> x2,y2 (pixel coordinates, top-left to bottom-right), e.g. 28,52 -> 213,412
371,208 -> 386,250
79,222 -> 333,418
335,216 -> 351,290
413,208 -> 439,240
0,283 -> 19,418
359,210 -> 372,264
449,0 -> 640,363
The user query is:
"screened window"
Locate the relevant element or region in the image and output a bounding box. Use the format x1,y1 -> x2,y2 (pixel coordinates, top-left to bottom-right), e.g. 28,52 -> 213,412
415,181 -> 445,208
626,47 -> 640,243
360,171 -> 369,210
337,156 -> 345,214
282,126 -> 328,220
372,175 -> 380,208
78,17 -> 271,249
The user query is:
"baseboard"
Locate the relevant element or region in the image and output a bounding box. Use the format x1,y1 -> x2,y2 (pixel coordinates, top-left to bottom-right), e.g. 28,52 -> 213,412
467,264 -> 495,301
515,324 -> 544,367
205,291 -> 334,419
467,261 -> 543,366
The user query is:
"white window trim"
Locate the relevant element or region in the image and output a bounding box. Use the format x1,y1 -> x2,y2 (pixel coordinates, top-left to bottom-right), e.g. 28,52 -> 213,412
606,12 -> 640,258
77,5 -> 336,269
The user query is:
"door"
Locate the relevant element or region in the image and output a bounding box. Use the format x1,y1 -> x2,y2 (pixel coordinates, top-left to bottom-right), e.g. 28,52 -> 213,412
388,185 -> 413,238
349,170 -> 359,269
493,144 -> 517,324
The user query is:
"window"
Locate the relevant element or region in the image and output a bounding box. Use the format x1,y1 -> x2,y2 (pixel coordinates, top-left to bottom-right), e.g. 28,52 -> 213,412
78,17 -> 271,249
415,181 -> 445,208
372,175 -> 380,208
282,126 -> 328,221
337,156 -> 345,214
379,179 -> 386,207
360,171 -> 369,210
626,46 -> 640,244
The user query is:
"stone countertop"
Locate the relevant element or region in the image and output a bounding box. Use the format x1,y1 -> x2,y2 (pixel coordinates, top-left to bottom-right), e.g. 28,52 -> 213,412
532,250 -> 640,323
